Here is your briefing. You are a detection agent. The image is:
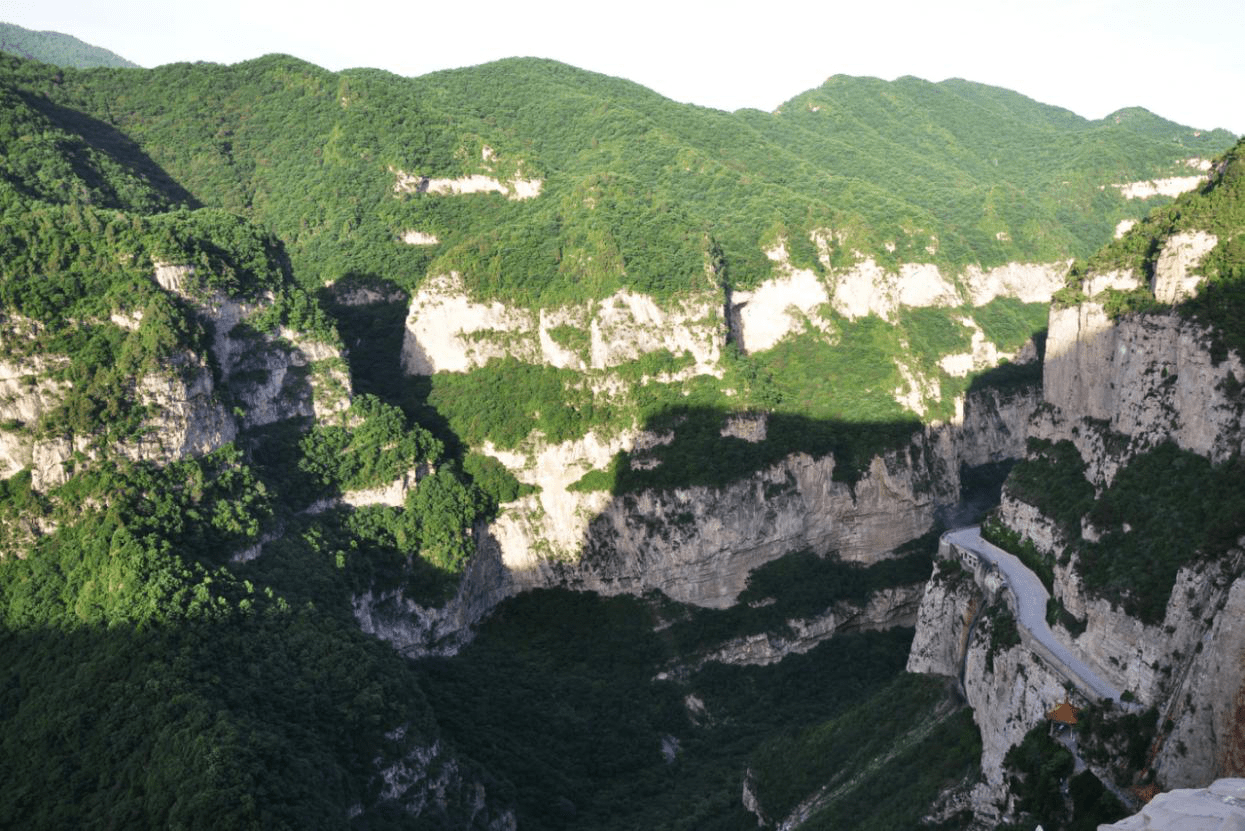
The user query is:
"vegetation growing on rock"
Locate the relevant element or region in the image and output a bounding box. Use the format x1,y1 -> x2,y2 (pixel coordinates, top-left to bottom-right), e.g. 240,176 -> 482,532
0,36 -> 1241,828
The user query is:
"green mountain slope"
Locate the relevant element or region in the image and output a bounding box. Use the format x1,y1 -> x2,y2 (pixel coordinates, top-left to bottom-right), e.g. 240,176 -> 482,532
4,54 -> 1234,305
0,47 -> 1241,827
0,21 -> 138,69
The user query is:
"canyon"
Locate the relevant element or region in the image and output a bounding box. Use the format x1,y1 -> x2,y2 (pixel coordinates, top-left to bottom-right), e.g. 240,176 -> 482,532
1,40 -> 1242,830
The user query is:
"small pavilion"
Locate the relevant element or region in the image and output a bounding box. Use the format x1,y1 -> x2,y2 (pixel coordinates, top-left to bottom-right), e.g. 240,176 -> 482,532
1047,696 -> 1079,728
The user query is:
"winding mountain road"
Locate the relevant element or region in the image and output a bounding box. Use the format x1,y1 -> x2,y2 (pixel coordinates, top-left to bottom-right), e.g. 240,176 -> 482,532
945,527 -> 1122,704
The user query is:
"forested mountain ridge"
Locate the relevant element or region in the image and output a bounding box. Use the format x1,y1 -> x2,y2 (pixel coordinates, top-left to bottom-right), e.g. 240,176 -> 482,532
0,41 -> 1241,829
1,52 -> 1234,302
0,22 -> 139,69
2,47 -> 1229,490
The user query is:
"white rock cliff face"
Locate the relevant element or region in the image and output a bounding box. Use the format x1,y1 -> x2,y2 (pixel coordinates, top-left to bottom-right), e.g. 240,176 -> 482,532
921,224 -> 1245,804
401,274 -> 722,376
1152,231 -> 1218,304
1156,575 -> 1245,787
366,384 -> 1039,655
1043,304 -> 1245,467
402,242 -> 1070,376
906,562 -> 980,678
908,558 -> 1067,823
7,264 -> 355,492
120,364 -> 238,466
0,355 -> 70,481
964,635 -> 1068,791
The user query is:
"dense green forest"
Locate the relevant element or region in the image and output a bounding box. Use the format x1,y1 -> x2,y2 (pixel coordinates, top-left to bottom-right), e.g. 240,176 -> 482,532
0,45 -> 1231,481
0,37 -> 1241,828
0,22 -> 139,69
0,51 -> 1232,305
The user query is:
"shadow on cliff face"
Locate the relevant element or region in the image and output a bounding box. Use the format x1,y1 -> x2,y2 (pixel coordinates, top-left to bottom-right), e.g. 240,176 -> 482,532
586,406 -> 925,498
966,328 -> 1045,398
557,405 -> 937,594
941,459 -> 1016,527
318,273 -> 462,457
555,370 -> 1043,594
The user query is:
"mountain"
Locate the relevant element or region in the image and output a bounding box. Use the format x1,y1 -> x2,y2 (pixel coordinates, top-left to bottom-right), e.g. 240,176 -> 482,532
0,44 -> 1241,828
0,21 -> 138,69
909,142 -> 1245,828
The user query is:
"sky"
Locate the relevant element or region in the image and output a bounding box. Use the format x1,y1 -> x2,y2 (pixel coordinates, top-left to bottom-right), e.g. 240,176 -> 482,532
4,0 -> 1244,135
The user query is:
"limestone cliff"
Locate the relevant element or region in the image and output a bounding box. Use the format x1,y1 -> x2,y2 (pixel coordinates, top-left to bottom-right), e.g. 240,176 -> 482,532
663,582 -> 924,678
1005,243 -> 1245,788
403,255 -> 1064,377
0,264 -> 354,495
528,446 -> 950,606
361,382 -> 1038,656
1041,302 -> 1245,475
906,560 -> 980,679
907,555 -> 1068,826
962,629 -> 1068,812
1155,574 -> 1245,787
910,149 -> 1245,809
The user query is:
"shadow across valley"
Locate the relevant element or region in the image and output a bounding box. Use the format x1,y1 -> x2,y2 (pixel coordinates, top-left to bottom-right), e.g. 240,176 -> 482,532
594,406 -> 925,497
18,90 -> 201,209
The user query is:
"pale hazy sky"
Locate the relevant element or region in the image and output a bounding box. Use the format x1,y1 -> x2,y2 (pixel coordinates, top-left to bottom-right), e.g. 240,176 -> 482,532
5,0 -> 1243,134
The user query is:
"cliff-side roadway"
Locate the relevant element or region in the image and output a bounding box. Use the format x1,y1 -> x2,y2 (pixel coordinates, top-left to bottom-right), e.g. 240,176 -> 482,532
946,526 -> 1122,703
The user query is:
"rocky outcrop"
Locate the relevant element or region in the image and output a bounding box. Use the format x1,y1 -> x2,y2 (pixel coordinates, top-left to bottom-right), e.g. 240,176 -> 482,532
351,521 -> 516,657
996,493 -> 1064,556
827,259 -> 961,322
906,561 -> 980,678
664,583 -> 923,677
1040,549 -> 1240,709
8,264 -> 356,493
971,636 -> 1068,773
1101,778 -> 1245,830
403,248 -> 1069,376
1152,231 -> 1218,304
1112,174 -> 1207,201
960,261 -> 1071,307
1154,571 -> 1245,787
370,728 -> 516,829
506,386 -> 1036,608
401,274 -> 722,375
2,352 -> 238,491
340,467 -> 427,509
120,362 -> 238,465
944,385 -> 1041,470
1042,302 -> 1244,472
911,550 -> 1069,825
391,167 -> 541,201
156,262 -> 352,429
0,355 -> 70,481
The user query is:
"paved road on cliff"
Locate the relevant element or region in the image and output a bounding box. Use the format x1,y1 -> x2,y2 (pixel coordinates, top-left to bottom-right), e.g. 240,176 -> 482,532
946,527 -> 1122,703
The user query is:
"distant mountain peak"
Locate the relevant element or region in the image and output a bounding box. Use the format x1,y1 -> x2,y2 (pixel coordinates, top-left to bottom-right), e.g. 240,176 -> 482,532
0,21 -> 138,69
